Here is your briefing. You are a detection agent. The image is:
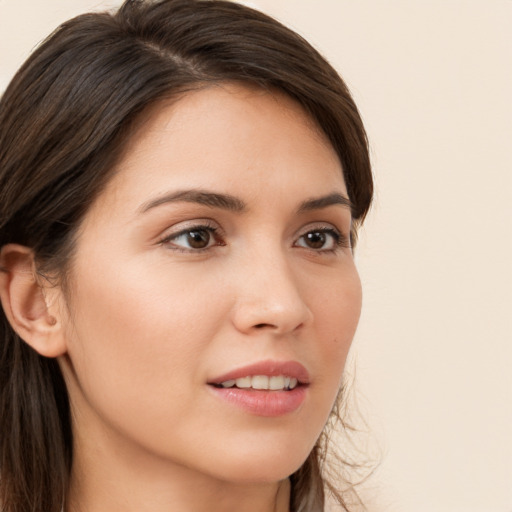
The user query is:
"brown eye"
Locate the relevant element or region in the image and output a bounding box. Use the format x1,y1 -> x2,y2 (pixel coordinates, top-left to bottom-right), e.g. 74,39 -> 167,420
186,229 -> 211,249
163,225 -> 220,251
304,231 -> 327,249
295,228 -> 341,251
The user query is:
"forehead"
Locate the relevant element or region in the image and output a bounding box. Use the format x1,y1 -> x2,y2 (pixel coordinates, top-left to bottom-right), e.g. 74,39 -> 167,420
90,83 -> 346,217
126,83 -> 337,162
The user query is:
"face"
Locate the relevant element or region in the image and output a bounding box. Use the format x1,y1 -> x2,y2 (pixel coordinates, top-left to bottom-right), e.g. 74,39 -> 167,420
58,84 -> 362,485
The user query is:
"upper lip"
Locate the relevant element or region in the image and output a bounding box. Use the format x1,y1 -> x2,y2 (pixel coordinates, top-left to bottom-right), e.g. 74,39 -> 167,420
208,359 -> 310,385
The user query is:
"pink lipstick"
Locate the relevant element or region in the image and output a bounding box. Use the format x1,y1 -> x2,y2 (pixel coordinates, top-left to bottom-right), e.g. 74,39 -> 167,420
208,360 -> 309,417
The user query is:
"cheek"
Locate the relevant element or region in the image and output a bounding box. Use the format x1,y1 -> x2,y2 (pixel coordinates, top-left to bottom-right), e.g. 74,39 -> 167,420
311,260 -> 361,337
306,264 -> 362,395
62,257 -> 227,429
329,272 -> 361,361
68,254 -> 221,349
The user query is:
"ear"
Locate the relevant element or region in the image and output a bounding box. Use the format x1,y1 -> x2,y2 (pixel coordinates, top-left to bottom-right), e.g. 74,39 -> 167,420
0,244 -> 67,357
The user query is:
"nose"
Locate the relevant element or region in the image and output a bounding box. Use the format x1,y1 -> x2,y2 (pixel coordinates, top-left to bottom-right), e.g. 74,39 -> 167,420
230,251 -> 313,336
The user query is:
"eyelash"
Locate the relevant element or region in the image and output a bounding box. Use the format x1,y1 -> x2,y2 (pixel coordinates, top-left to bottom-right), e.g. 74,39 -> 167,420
159,223 -> 349,254
159,222 -> 223,253
294,227 -> 350,253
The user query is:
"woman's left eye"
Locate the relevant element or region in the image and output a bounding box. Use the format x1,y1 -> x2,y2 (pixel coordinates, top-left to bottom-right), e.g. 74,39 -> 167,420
295,228 -> 346,251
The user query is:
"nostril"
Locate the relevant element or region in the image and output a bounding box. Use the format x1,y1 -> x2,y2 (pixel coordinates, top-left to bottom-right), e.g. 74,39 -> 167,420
254,323 -> 272,329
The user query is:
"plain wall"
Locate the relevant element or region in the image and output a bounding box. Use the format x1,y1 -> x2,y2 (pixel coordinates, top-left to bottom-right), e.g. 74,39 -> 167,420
1,1 -> 511,511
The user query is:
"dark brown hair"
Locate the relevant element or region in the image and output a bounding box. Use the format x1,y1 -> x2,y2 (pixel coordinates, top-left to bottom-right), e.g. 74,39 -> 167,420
0,1 -> 373,511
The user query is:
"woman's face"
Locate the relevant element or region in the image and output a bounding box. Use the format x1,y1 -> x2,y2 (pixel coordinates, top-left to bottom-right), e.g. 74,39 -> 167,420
58,84 -> 362,484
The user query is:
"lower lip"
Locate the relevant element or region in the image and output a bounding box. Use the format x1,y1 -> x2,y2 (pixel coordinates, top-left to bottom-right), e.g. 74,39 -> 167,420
209,386 -> 307,417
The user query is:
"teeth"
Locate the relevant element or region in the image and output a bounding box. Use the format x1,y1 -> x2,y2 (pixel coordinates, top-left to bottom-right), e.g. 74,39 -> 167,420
269,376 -> 285,390
252,375 -> 269,389
219,375 -> 299,390
235,376 -> 251,389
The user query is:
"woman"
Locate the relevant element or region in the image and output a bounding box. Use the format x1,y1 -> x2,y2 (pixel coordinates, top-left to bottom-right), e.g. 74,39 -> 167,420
0,1 -> 373,511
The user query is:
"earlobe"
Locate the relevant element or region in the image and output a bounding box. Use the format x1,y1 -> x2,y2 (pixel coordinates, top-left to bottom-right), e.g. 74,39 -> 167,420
0,244 -> 67,357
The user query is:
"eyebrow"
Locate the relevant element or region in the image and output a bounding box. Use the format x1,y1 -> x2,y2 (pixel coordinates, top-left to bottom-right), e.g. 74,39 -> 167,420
297,193 -> 353,213
140,189 -> 246,213
140,189 -> 352,215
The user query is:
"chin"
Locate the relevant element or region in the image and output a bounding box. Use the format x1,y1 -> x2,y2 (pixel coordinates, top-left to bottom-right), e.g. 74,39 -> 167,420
202,444 -> 312,485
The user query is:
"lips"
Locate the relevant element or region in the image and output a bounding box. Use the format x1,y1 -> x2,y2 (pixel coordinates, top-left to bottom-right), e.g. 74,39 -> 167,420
208,360 -> 310,387
207,360 -> 309,416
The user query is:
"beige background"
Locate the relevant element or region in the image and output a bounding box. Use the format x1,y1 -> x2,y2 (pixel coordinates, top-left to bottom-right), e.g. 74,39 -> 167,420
1,1 -> 511,511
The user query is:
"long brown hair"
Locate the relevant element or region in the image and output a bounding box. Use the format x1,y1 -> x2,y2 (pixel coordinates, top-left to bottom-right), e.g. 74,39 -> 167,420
0,1 -> 373,511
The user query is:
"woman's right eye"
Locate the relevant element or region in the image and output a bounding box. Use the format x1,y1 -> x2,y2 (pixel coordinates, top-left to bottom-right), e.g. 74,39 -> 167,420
160,225 -> 222,252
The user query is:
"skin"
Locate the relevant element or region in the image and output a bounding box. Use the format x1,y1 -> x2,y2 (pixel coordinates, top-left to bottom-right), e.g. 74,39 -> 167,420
37,84 -> 361,512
